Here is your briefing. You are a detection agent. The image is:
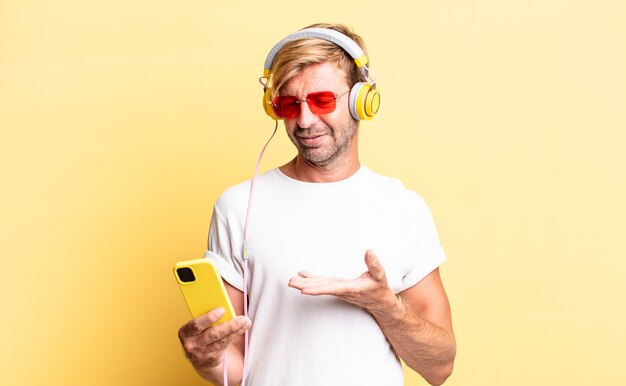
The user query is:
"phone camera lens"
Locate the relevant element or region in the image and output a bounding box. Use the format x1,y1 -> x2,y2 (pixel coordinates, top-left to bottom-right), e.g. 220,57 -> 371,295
176,267 -> 196,283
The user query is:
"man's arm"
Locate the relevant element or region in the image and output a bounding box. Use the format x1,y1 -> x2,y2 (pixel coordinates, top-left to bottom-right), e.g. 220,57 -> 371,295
288,249 -> 456,386
178,283 -> 250,386
374,266 -> 455,385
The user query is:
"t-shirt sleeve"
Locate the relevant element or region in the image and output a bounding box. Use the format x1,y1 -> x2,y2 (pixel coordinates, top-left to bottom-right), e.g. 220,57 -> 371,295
400,197 -> 447,291
207,204 -> 245,291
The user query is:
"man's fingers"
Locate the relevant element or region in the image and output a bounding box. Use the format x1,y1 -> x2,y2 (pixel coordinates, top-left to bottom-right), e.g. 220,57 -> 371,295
289,250 -> 388,296
289,274 -> 356,296
298,280 -> 354,296
289,272 -> 332,289
298,271 -> 324,279
199,316 -> 251,347
180,307 -> 226,337
179,314 -> 251,369
364,249 -> 386,281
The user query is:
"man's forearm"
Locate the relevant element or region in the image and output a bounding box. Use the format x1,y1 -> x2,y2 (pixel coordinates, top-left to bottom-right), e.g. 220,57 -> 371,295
287,251 -> 455,384
370,295 -> 456,386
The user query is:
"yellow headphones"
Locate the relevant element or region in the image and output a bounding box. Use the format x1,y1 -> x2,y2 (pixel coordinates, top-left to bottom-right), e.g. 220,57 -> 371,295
261,28 -> 381,121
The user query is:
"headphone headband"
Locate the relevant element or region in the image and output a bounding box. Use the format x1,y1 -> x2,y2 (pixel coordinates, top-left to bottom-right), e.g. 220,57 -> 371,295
263,28 -> 369,76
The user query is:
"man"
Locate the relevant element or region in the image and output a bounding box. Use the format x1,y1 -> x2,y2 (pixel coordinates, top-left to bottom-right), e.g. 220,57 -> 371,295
178,23 -> 456,386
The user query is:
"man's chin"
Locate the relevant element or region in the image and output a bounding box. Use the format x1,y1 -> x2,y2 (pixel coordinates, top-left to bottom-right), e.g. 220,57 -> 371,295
299,151 -> 336,167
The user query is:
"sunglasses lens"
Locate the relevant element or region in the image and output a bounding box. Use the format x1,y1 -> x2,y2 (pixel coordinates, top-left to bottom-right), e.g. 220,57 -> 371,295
307,92 -> 337,115
273,96 -> 300,119
272,91 -> 339,119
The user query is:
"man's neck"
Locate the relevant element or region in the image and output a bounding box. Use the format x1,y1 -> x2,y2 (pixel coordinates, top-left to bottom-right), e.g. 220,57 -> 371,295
279,154 -> 360,183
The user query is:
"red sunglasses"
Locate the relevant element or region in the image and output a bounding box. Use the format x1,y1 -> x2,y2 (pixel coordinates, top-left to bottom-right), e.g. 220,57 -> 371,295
272,90 -> 350,119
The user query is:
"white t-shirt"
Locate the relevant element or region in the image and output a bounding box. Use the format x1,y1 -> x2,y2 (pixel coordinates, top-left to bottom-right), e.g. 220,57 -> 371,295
208,166 -> 446,386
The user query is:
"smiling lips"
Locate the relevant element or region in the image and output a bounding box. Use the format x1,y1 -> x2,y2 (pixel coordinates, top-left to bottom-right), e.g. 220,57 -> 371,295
297,133 -> 327,146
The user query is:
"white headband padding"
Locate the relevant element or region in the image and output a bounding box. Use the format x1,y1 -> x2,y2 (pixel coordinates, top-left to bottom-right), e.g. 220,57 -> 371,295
263,28 -> 366,71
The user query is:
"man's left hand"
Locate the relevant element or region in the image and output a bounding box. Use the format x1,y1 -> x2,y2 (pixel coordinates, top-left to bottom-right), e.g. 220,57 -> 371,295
288,249 -> 398,313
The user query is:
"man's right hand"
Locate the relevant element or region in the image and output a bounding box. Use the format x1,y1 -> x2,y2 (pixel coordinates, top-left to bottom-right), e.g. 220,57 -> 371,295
178,307 -> 251,375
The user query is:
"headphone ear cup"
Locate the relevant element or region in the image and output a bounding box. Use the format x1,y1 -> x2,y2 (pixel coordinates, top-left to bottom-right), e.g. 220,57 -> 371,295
263,87 -> 280,120
349,82 -> 380,120
364,86 -> 380,119
348,82 -> 364,120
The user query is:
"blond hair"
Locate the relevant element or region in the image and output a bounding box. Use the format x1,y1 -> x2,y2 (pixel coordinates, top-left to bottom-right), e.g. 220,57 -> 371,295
269,23 -> 369,99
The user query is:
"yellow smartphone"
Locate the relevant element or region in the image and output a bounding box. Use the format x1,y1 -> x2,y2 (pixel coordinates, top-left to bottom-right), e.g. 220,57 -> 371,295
173,257 -> 236,325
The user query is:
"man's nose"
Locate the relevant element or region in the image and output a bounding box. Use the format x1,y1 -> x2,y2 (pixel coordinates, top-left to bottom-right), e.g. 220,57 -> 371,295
297,101 -> 318,128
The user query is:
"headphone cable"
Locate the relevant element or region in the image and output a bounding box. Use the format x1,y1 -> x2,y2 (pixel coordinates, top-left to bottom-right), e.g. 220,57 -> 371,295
238,121 -> 278,386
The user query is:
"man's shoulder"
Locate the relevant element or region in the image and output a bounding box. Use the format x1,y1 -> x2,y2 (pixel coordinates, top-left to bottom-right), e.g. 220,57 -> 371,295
215,168 -> 279,208
361,166 -> 423,201
361,166 -> 405,187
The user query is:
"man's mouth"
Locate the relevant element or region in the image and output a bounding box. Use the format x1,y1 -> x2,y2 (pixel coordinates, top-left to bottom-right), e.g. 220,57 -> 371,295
297,133 -> 326,146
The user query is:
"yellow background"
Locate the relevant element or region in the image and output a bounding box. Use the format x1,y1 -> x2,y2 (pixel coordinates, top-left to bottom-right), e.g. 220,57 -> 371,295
1,1 -> 625,385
